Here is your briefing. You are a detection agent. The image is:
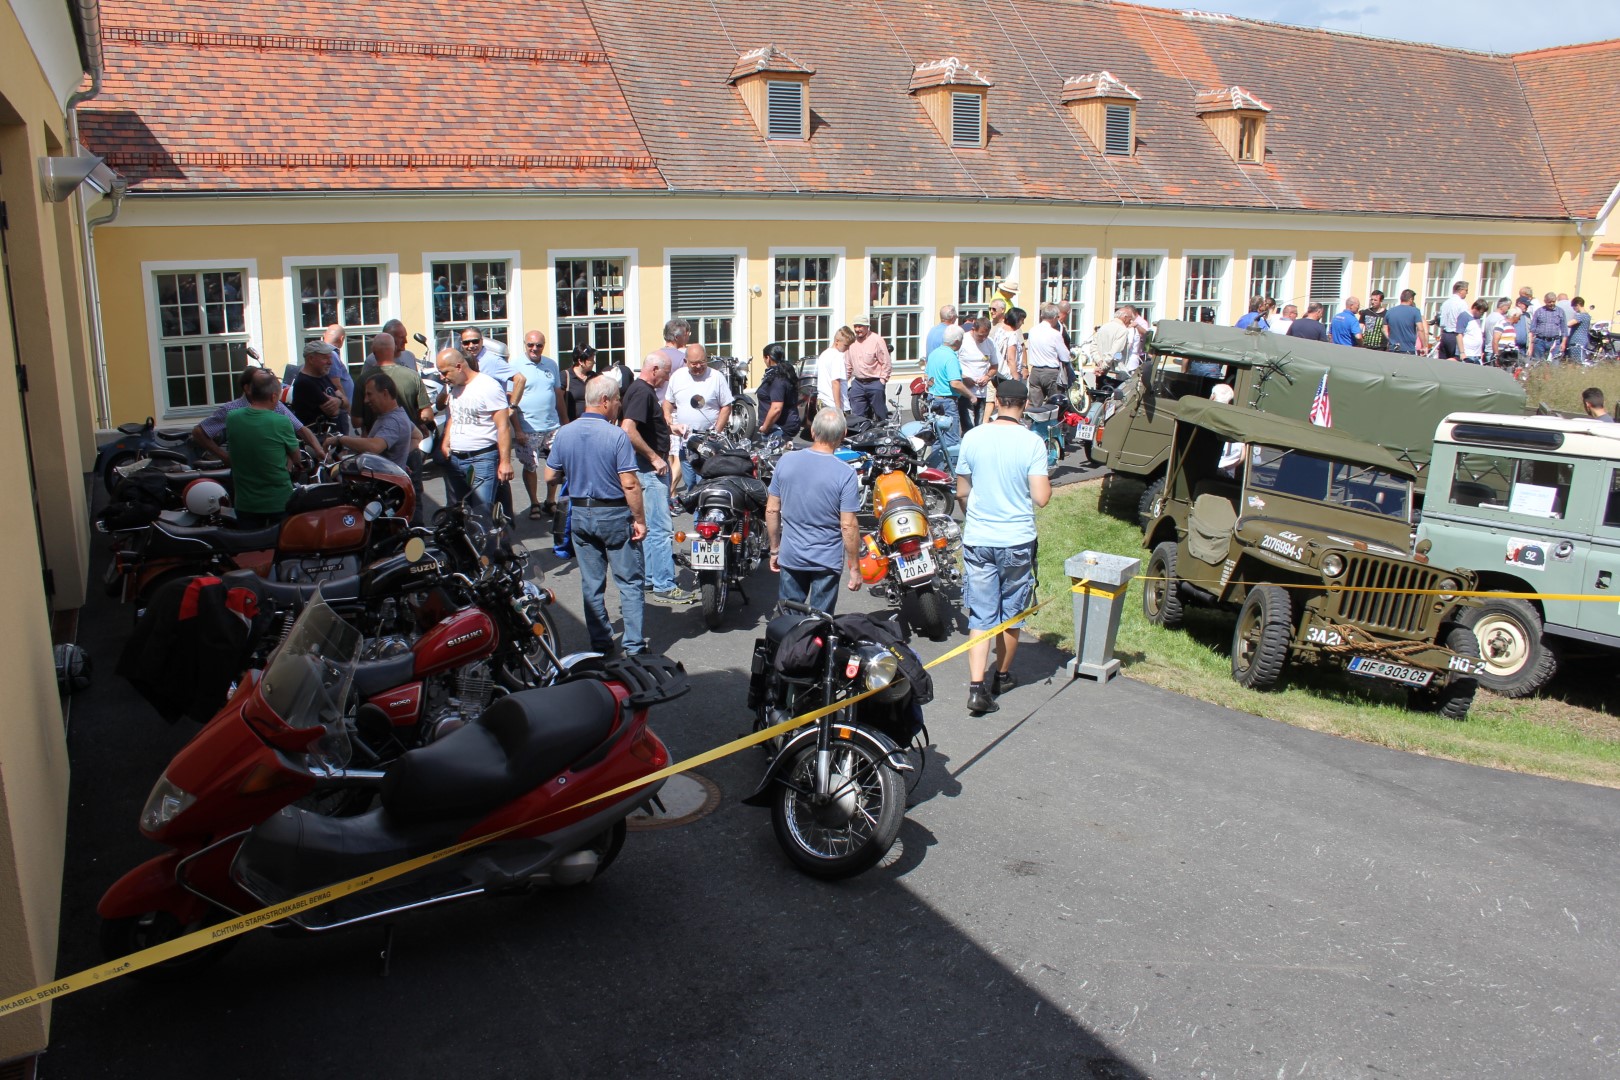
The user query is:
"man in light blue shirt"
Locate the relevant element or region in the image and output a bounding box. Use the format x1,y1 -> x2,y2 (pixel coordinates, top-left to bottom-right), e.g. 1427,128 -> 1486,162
513,329 -> 566,517
924,303 -> 958,356
925,326 -> 969,463
954,380 -> 1051,716
323,324 -> 355,434
1330,296 -> 1364,347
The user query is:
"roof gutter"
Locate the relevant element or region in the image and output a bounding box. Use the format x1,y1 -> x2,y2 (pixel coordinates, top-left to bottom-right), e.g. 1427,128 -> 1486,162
64,0 -> 118,430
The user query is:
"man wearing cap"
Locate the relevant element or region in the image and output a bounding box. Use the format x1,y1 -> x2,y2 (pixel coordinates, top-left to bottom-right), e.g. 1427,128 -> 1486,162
954,379 -> 1051,716
290,338 -> 350,429
845,315 -> 892,422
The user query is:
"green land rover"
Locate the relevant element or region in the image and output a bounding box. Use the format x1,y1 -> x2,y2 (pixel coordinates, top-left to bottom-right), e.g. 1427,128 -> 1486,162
1091,321 -> 1526,523
1144,398 -> 1482,718
1417,412 -> 1620,697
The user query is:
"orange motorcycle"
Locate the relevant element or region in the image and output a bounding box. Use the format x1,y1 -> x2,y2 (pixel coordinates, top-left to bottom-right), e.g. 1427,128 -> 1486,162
853,430 -> 961,641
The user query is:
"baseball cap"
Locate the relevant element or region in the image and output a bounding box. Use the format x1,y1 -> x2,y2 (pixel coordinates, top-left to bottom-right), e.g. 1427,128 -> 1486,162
996,379 -> 1029,403
853,314 -> 872,327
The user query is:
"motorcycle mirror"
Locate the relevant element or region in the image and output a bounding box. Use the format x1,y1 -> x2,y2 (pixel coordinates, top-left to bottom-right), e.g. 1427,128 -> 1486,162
414,333 -> 429,347
405,536 -> 427,563
364,499 -> 383,522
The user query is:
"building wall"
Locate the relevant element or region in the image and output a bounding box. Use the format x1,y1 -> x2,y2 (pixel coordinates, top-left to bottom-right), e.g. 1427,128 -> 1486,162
93,196 -> 1581,424
0,0 -> 91,1060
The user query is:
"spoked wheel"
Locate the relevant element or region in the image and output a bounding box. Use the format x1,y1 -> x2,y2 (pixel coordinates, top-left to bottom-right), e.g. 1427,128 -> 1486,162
100,908 -> 236,981
700,573 -> 728,630
727,398 -> 758,441
496,603 -> 563,689
1066,382 -> 1090,414
771,738 -> 905,879
922,482 -> 956,519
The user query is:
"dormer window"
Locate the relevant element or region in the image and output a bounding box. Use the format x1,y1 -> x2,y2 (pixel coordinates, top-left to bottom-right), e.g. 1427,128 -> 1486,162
1193,86 -> 1270,164
909,58 -> 993,150
1061,72 -> 1140,158
767,81 -> 805,140
728,45 -> 814,143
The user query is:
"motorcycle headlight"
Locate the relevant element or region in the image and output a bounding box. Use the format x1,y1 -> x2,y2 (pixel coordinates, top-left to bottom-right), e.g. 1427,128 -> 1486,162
1320,552 -> 1345,578
1436,577 -> 1460,602
139,774 -> 196,836
860,646 -> 899,693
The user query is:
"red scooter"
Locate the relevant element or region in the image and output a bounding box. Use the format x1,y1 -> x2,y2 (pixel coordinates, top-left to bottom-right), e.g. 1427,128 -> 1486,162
98,587 -> 684,975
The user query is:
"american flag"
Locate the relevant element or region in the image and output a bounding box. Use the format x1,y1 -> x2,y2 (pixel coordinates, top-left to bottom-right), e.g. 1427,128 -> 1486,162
1308,373 -> 1332,427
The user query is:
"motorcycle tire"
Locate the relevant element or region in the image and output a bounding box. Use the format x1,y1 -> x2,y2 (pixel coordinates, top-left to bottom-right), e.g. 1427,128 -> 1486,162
727,398 -> 758,441
1066,382 -> 1090,415
922,482 -> 956,520
101,450 -> 140,494
700,573 -> 728,630
770,739 -> 905,880
100,908 -> 236,981
910,392 -> 926,423
912,585 -> 950,642
495,603 -> 563,690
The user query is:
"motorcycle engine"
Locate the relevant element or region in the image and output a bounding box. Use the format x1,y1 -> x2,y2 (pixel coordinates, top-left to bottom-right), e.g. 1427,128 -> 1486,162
422,660 -> 497,743
361,634 -> 413,662
275,554 -> 361,584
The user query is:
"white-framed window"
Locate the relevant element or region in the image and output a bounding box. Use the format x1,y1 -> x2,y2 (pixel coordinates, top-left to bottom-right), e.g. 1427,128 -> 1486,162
1038,251 -> 1093,337
771,250 -> 841,366
143,259 -> 261,417
1307,254 -> 1349,320
1369,255 -> 1409,303
285,255 -> 398,377
957,250 -> 1016,317
668,251 -> 743,358
1478,257 -> 1514,308
426,252 -> 519,353
867,251 -> 931,370
1182,254 -> 1230,324
1423,255 -> 1463,322
1113,253 -> 1164,323
1247,253 -> 1292,308
552,252 -> 633,370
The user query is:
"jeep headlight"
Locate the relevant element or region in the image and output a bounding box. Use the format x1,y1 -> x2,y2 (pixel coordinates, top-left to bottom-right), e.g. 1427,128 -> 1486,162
139,774 -> 196,836
1436,577 -> 1460,602
1321,552 -> 1345,578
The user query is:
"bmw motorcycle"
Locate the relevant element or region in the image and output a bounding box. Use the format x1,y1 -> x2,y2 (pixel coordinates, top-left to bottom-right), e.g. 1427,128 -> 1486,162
675,433 -> 769,629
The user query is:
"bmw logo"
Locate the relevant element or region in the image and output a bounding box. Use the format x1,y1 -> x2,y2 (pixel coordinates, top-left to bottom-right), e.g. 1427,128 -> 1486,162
342,514 -> 357,528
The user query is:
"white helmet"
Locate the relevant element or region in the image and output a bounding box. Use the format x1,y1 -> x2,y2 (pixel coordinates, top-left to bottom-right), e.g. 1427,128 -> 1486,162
183,479 -> 230,518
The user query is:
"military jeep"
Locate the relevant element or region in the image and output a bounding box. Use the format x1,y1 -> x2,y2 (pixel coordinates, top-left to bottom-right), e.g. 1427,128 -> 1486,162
1142,398 -> 1483,718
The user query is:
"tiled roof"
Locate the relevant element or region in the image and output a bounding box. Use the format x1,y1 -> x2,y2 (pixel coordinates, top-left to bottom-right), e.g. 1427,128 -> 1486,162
79,0 -> 665,192
1511,38 -> 1620,219
728,45 -> 815,83
1061,71 -> 1141,102
75,0 -> 1613,222
1192,86 -> 1270,114
907,58 -> 995,91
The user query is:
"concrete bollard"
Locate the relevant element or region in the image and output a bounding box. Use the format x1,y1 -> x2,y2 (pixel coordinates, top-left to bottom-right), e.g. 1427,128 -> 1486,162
1065,550 -> 1140,683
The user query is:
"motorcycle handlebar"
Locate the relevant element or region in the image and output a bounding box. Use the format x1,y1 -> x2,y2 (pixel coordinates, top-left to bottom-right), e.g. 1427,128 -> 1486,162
777,599 -> 836,623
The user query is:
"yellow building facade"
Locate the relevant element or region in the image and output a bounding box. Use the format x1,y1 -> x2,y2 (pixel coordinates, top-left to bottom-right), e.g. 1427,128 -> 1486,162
93,194 -> 1588,424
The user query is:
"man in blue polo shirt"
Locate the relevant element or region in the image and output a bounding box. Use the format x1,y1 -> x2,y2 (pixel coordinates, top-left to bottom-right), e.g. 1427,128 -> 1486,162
1330,296 -> 1364,346
925,325 -> 971,463
1384,290 -> 1427,354
546,375 -> 648,656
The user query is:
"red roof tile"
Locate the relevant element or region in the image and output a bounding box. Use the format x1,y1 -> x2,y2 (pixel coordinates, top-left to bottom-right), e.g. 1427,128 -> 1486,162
727,45 -> 815,83
1061,71 -> 1141,103
1512,38 -> 1620,218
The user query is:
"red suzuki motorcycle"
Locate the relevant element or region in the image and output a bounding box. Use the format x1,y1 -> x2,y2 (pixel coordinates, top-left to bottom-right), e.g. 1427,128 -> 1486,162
98,588 -> 684,976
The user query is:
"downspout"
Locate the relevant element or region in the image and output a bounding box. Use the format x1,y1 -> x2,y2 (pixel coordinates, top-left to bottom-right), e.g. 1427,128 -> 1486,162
64,0 -> 114,429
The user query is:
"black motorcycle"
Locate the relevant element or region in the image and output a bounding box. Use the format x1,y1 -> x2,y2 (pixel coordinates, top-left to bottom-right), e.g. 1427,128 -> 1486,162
744,602 -> 930,879
710,355 -> 758,440
676,433 -> 768,629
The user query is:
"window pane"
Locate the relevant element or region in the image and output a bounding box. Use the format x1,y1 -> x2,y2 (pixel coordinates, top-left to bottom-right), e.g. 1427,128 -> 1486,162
1424,259 -> 1460,322
1182,256 -> 1224,323
1447,452 -> 1571,519
1040,255 -> 1089,335
1114,255 -> 1159,323
433,258 -> 513,346
957,253 -> 1009,313
1248,257 -> 1288,307
869,254 -> 926,369
154,270 -> 252,411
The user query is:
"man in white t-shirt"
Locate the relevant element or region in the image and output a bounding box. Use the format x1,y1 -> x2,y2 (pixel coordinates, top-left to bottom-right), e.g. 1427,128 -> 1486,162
1268,304 -> 1297,336
815,326 -> 853,412
956,317 -> 994,430
1026,303 -> 1070,405
665,343 -> 734,489
436,347 -> 513,513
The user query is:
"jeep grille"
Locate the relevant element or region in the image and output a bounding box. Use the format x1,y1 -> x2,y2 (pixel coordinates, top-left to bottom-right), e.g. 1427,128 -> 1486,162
1331,556 -> 1442,637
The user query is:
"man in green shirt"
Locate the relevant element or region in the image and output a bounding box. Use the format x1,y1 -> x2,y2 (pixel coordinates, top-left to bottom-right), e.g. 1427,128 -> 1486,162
224,369 -> 301,528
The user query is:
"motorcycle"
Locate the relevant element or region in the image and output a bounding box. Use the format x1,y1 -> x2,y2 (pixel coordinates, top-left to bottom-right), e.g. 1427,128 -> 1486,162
97,586 -> 686,976
711,355 -> 759,440
848,429 -> 961,641
743,600 -> 929,879
105,451 -> 416,608
1066,343 -> 1126,456
674,433 -> 769,629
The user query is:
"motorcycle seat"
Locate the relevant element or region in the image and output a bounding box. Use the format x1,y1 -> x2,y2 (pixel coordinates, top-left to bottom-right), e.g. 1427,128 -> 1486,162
161,467 -> 233,490
154,427 -> 193,442
150,519 -> 282,555
352,652 -> 420,701
765,611 -> 821,648
116,421 -> 149,435
381,680 -> 619,824
285,483 -> 349,514
219,568 -> 363,608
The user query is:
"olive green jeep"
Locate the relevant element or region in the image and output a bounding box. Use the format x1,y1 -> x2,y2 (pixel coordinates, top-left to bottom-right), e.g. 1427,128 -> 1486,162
1142,398 -> 1483,718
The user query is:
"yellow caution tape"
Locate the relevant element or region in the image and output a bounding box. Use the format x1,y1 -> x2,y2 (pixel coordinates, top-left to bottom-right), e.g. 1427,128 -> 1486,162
0,595 -> 1052,1017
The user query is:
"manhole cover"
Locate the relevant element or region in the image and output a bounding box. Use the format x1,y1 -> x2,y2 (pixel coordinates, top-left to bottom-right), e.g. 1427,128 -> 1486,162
625,771 -> 721,831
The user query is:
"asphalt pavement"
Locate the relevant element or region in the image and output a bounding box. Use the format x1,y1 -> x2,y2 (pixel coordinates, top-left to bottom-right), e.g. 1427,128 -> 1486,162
41,472 -> 1619,1078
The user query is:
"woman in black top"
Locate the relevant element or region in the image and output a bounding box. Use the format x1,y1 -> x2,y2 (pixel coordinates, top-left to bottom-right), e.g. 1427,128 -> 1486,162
561,344 -> 598,423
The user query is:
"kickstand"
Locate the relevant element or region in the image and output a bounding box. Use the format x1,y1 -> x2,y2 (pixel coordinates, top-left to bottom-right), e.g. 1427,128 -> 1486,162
648,793 -> 667,815
378,923 -> 396,977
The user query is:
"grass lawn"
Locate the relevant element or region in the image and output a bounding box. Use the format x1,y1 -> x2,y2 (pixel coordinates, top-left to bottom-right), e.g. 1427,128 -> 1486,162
1025,480 -> 1620,789
1520,359 -> 1620,415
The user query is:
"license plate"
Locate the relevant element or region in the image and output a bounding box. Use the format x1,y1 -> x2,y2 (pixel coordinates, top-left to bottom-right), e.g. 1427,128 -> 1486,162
1346,656 -> 1433,687
1075,421 -> 1095,442
690,540 -> 725,570
895,549 -> 935,583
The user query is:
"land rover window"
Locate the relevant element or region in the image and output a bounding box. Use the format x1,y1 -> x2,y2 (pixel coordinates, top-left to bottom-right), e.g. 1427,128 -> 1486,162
1447,452 -> 1571,519
1603,469 -> 1620,529
1247,447 -> 1410,519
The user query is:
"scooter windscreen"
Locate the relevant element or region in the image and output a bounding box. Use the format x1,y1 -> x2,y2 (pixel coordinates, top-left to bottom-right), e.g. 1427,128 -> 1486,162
257,590 -> 361,768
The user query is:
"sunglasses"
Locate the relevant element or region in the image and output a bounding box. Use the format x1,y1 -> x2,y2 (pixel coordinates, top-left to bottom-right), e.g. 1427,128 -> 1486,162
460,340 -> 482,348
525,343 -> 543,349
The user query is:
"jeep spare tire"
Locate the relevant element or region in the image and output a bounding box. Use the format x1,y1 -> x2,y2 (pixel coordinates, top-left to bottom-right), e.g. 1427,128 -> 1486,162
1461,596 -> 1557,698
1230,585 -> 1291,690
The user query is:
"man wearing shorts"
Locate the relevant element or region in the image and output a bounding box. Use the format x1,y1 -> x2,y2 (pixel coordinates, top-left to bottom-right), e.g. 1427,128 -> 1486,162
954,380 -> 1052,716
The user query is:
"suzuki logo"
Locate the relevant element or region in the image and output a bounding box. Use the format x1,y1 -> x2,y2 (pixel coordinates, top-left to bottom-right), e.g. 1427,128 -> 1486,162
446,629 -> 486,648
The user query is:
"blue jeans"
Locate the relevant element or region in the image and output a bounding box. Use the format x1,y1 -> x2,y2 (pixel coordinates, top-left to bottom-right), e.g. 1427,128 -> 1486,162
778,566 -> 842,615
931,396 -> 963,466
443,446 -> 500,513
571,504 -> 645,654
1533,336 -> 1560,361
847,378 -> 888,422
637,468 -> 678,592
963,542 -> 1037,632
